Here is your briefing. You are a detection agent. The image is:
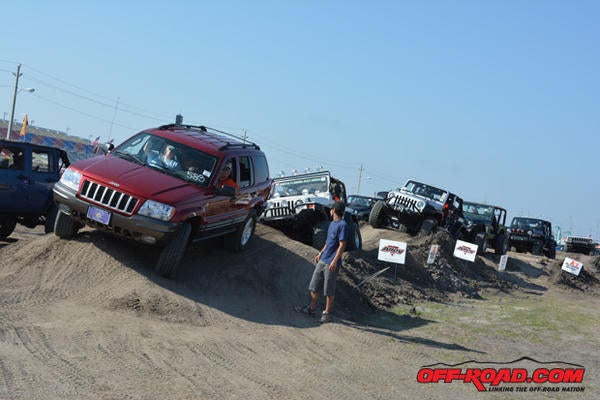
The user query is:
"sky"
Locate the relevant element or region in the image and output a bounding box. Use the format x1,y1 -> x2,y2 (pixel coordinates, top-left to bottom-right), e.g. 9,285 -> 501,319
1,0 -> 599,239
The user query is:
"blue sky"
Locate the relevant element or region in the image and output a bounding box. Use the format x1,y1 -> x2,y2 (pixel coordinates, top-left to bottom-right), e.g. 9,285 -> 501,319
1,0 -> 599,239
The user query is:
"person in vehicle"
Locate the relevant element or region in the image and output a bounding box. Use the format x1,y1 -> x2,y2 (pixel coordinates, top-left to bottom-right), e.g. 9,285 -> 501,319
217,160 -> 239,190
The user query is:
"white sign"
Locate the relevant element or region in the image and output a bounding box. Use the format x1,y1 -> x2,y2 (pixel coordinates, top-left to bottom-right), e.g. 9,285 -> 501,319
561,257 -> 583,276
377,239 -> 407,264
426,244 -> 440,264
453,240 -> 478,262
498,254 -> 508,271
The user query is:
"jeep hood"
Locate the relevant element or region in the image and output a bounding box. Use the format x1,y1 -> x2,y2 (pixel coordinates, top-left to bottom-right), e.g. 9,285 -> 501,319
70,155 -> 204,202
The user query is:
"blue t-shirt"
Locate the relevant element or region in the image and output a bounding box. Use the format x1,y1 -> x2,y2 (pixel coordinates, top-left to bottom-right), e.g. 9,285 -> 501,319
321,219 -> 347,266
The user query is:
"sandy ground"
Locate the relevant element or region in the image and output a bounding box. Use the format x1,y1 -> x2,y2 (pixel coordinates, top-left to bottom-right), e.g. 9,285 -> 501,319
0,223 -> 598,400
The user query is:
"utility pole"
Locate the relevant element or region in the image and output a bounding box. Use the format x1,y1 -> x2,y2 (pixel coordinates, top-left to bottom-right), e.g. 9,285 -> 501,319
108,97 -> 120,141
5,64 -> 22,140
356,164 -> 364,195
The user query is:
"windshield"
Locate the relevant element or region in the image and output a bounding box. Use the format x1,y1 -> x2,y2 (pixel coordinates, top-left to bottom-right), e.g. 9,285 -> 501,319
463,203 -> 494,223
272,175 -> 329,198
401,180 -> 447,202
348,195 -> 376,207
113,132 -> 217,186
511,217 -> 544,229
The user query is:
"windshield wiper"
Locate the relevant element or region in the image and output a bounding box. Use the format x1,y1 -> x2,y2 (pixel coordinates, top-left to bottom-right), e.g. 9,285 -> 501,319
114,151 -> 143,165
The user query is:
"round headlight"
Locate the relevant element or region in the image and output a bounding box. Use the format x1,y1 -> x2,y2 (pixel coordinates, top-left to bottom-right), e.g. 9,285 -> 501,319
417,200 -> 425,209
295,199 -> 304,207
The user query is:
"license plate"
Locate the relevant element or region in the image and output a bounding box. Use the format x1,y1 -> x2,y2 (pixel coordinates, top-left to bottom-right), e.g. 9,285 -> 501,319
87,205 -> 111,225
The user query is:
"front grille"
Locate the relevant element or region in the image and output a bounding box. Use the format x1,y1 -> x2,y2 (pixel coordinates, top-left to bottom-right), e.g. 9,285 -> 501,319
80,180 -> 139,215
389,195 -> 418,212
263,201 -> 295,218
569,237 -> 592,245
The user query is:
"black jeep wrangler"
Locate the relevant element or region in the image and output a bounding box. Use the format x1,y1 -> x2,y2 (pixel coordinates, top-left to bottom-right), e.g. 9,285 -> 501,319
508,217 -> 556,258
0,139 -> 70,239
462,201 -> 509,255
368,179 -> 467,239
259,171 -> 362,251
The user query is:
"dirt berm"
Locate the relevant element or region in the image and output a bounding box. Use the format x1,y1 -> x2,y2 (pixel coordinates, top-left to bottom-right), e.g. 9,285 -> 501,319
0,223 -> 598,399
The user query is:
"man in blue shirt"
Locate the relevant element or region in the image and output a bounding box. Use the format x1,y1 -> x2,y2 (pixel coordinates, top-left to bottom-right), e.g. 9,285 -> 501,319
296,201 -> 347,323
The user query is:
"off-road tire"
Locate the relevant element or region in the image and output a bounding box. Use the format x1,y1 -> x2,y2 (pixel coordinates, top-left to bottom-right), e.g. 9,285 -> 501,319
44,204 -> 58,234
346,222 -> 362,251
369,201 -> 386,229
475,232 -> 487,254
312,220 -> 330,250
419,218 -> 438,237
494,232 -> 509,255
0,217 -> 17,239
545,242 -> 556,259
54,211 -> 78,239
155,222 -> 191,278
531,240 -> 543,256
226,210 -> 257,253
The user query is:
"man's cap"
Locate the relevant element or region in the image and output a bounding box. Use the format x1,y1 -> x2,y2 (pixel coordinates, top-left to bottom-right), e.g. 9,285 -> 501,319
224,161 -> 232,170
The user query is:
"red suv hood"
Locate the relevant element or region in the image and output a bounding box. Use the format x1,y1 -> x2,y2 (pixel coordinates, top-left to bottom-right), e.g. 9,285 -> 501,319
71,155 -> 207,203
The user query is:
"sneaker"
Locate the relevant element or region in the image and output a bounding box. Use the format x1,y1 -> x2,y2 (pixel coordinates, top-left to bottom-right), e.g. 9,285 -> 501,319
320,311 -> 331,323
295,304 -> 315,317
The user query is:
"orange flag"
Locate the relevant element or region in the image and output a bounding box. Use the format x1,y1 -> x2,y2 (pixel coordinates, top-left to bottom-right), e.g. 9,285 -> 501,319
19,114 -> 28,136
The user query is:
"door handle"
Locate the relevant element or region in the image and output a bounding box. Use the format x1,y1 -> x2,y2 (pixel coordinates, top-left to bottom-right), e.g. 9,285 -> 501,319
17,174 -> 28,180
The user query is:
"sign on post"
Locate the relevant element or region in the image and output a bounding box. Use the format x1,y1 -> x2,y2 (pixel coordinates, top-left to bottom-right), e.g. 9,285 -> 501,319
498,254 -> 508,271
378,239 -> 407,264
453,240 -> 478,262
378,239 -> 407,281
426,244 -> 440,264
561,257 -> 583,276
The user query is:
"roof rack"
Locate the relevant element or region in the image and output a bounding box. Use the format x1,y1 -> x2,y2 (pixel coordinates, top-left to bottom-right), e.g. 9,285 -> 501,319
157,123 -> 260,150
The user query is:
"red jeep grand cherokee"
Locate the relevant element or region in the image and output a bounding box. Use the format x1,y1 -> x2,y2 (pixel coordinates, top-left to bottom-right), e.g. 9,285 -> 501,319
52,124 -> 271,277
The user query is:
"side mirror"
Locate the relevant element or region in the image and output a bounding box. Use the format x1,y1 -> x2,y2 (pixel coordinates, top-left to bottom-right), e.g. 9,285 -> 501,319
214,185 -> 236,197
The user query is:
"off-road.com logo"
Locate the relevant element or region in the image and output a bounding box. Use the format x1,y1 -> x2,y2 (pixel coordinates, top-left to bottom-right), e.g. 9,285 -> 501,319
381,245 -> 405,256
417,358 -> 585,392
455,245 -> 476,255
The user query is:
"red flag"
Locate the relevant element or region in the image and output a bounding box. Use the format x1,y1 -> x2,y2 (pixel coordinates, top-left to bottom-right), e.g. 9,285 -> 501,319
19,114 -> 28,136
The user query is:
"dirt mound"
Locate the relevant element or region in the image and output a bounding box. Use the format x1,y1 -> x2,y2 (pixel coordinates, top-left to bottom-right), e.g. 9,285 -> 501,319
547,254 -> 600,294
339,226 -> 513,309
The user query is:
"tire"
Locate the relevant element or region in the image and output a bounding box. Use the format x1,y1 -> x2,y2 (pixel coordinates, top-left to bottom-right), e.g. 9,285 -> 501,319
475,232 -> 487,254
419,218 -> 438,237
0,217 -> 17,239
226,210 -> 257,253
494,232 -> 509,255
368,201 -> 386,229
346,222 -> 362,251
531,240 -> 543,256
54,210 -> 78,239
44,204 -> 58,234
545,242 -> 556,259
312,220 -> 330,250
155,222 -> 191,278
